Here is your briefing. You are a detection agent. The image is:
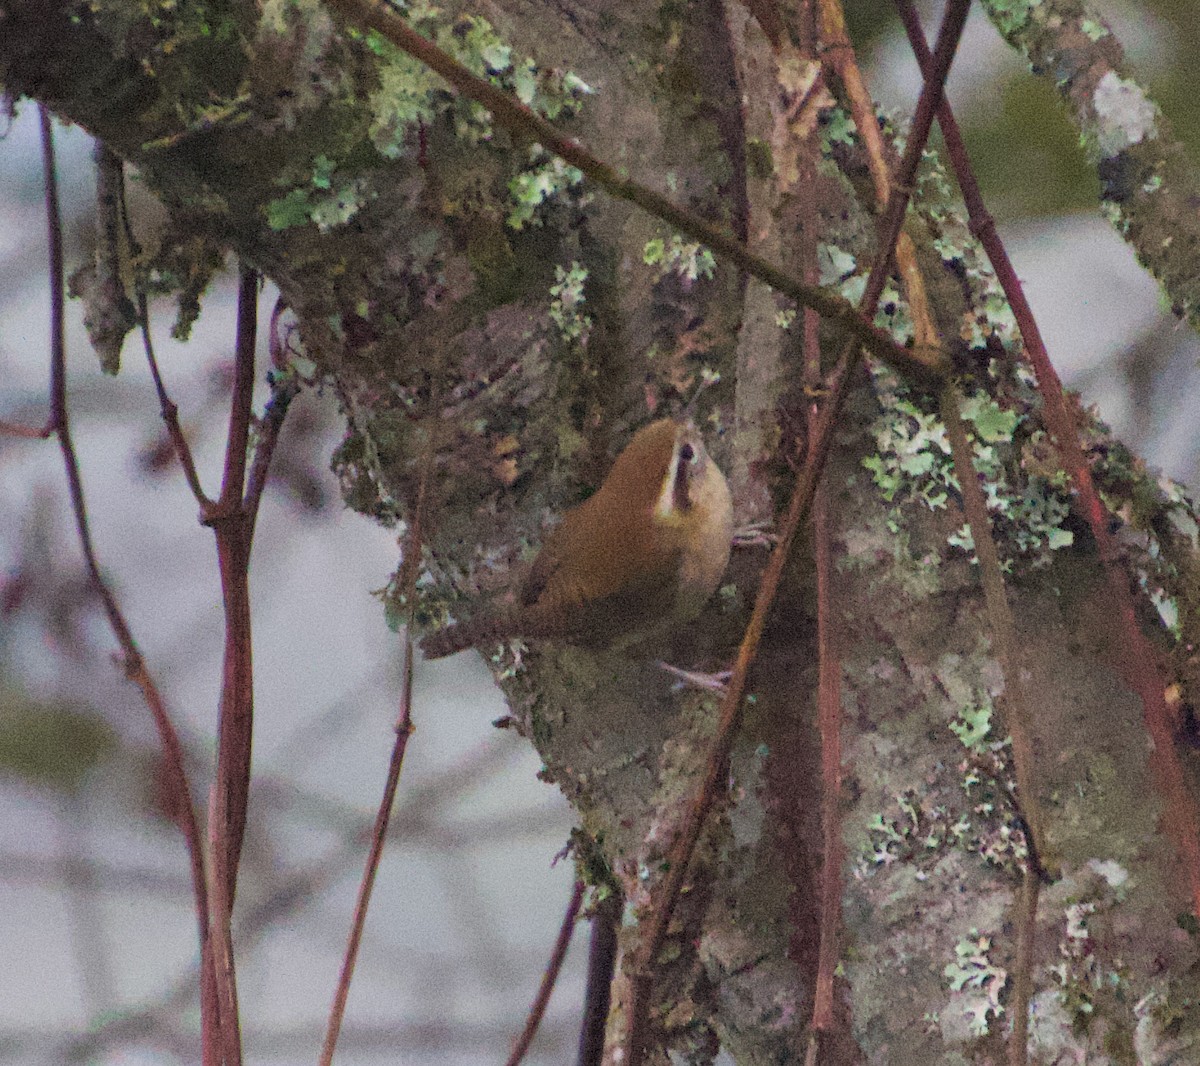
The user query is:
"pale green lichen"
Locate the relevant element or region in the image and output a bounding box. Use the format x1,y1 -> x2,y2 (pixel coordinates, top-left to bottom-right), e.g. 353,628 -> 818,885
1091,71 -> 1159,158
266,154 -> 371,231
859,697 -> 1028,875
508,152 -> 586,230
986,0 -> 1037,36
1047,891 -> 1130,1035
862,371 -> 1075,568
943,930 -> 1007,1037
548,261 -> 591,343
643,235 -> 717,283
365,6 -> 592,158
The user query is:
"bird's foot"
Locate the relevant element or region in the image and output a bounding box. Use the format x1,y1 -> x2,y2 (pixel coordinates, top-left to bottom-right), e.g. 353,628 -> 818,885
732,521 -> 777,549
657,661 -> 732,692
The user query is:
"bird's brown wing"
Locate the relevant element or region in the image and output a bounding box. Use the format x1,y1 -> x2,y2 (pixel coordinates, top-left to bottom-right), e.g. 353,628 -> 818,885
517,493 -> 683,643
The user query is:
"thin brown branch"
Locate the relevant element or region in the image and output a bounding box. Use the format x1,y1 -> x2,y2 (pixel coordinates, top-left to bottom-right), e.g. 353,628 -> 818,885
218,266 -> 259,510
244,347 -> 301,537
208,261 -> 260,908
112,155 -> 211,508
795,17 -> 845,1049
622,2 -> 972,1059
319,413 -> 439,1066
35,104 -> 222,1066
806,207 -> 843,1066
896,0 -> 1200,918
576,889 -> 621,1066
818,0 -> 939,350
320,0 -> 947,386
939,383 -> 1042,1065
203,265 -> 264,1066
64,737 -> 519,1064
937,385 -> 1050,873
316,652 -> 417,1066
1008,870 -> 1039,1066
505,879 -> 584,1066
316,648 -> 415,1066
0,417 -> 54,438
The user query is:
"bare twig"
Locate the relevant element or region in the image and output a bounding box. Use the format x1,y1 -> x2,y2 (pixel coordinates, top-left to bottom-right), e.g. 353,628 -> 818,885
244,299 -> 302,528
111,153 -> 212,507
198,265 -> 265,1066
576,888 -> 621,1066
804,138 -> 843,1066
622,2 -> 973,1059
505,879 -> 584,1066
320,0 -> 946,385
0,416 -> 54,438
33,104 -> 222,1066
319,414 -> 439,1066
316,652 -> 417,1066
62,737 -> 519,1064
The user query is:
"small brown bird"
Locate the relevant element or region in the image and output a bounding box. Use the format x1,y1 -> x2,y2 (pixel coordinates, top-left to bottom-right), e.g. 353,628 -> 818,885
421,418 -> 734,659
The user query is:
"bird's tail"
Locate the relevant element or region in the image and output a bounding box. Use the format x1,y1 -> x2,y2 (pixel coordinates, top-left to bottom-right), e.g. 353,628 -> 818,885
420,613 -> 510,660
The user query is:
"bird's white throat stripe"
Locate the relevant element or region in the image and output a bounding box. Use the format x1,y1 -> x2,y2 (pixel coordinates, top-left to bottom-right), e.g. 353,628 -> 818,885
654,440 -> 682,520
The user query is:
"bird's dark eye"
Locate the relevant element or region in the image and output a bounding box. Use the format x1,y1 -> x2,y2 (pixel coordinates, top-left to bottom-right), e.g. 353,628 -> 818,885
680,442 -> 697,463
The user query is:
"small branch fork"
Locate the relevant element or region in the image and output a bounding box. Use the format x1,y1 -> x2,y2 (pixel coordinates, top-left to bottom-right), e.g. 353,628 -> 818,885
0,107 -> 223,1064
318,404 -> 440,1066
4,114 -> 305,1064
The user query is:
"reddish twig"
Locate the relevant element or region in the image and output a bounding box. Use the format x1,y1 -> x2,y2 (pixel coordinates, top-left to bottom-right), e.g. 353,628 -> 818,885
576,889 -> 621,1066
32,104 -> 222,1066
805,468 -> 843,1064
0,417 -> 54,438
895,0 -> 1200,919
110,152 -> 212,507
320,0 -> 943,383
621,3 -> 972,1060
208,265 -> 259,903
804,158 -> 843,1066
203,266 -> 265,1066
319,415 -> 438,1066
316,648 -> 417,1066
504,879 -> 585,1066
793,11 -> 846,1048
244,300 -> 301,535
218,268 -> 259,512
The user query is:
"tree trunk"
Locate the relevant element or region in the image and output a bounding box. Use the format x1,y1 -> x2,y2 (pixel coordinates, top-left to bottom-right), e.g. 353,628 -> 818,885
4,0 -> 1200,1060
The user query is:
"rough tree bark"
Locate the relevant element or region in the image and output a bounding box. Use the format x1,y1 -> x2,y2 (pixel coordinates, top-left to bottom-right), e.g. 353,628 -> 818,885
3,0 -> 1200,1062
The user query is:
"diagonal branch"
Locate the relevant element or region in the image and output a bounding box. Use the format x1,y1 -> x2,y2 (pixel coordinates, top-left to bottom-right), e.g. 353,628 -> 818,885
505,879 -> 584,1066
320,0 -> 947,386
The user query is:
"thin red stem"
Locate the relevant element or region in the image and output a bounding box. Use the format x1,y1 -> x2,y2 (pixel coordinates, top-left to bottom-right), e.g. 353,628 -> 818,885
218,267 -> 259,509
110,154 -> 212,507
319,417 -> 437,1066
806,222 -> 843,1066
505,879 -> 585,1066
576,889 -> 621,1066
318,638 -> 417,1066
34,104 -> 222,1066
